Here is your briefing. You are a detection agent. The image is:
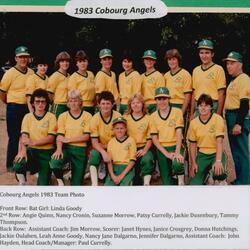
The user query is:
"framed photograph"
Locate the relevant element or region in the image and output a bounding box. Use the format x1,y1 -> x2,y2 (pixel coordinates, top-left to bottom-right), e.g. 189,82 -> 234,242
0,1 -> 249,249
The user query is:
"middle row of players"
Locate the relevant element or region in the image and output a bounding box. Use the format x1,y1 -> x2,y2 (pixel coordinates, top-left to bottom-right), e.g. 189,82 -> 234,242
14,88 -> 226,186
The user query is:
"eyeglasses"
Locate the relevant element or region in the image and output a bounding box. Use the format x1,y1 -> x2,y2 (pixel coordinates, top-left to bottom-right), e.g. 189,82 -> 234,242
34,100 -> 46,104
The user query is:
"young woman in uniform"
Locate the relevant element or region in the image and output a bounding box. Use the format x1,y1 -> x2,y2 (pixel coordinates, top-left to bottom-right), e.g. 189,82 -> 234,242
47,51 -> 71,118
188,94 -> 227,185
68,50 -> 95,115
50,90 -> 92,185
13,88 -> 56,185
124,93 -> 154,185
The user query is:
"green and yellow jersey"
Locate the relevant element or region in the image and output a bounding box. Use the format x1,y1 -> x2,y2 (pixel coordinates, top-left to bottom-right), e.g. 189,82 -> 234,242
118,70 -> 142,104
95,70 -> 119,102
68,71 -> 95,107
150,107 -> 184,147
107,136 -> 137,165
57,110 -> 92,147
89,110 -> 121,145
224,73 -> 250,110
164,68 -> 192,105
21,112 -> 57,150
141,70 -> 165,105
123,114 -> 151,148
192,64 -> 226,101
47,71 -> 70,104
26,73 -> 48,96
0,67 -> 34,104
188,113 -> 224,154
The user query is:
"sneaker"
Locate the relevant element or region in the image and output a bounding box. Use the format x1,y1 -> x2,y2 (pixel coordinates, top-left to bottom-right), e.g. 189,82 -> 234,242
206,170 -> 214,185
98,162 -> 106,180
177,175 -> 185,186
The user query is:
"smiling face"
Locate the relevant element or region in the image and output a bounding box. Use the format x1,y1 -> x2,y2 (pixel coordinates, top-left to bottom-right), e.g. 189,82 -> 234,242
131,97 -> 143,114
156,97 -> 169,111
33,96 -> 47,113
68,97 -> 82,112
99,99 -> 113,115
143,58 -> 156,70
167,57 -> 179,71
122,59 -> 133,72
101,57 -> 112,71
37,64 -> 48,76
59,59 -> 70,72
76,59 -> 88,72
199,49 -> 214,65
198,102 -> 212,116
15,55 -> 29,70
113,122 -> 127,139
226,60 -> 242,77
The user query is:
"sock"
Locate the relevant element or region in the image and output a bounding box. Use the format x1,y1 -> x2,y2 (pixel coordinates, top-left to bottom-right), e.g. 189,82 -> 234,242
90,165 -> 98,186
143,175 -> 151,185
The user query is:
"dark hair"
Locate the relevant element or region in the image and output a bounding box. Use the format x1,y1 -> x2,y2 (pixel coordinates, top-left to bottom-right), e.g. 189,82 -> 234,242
54,51 -> 71,71
98,91 -> 115,104
75,50 -> 89,63
31,88 -> 50,111
197,93 -> 213,108
164,49 -> 182,64
122,49 -> 134,62
33,55 -> 48,65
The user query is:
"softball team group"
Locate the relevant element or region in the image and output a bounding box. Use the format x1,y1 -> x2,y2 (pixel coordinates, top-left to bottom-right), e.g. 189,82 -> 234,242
0,38 -> 249,186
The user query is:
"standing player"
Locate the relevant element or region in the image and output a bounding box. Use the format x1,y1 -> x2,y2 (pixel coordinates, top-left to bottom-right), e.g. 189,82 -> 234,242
223,51 -> 250,185
164,49 -> 192,136
188,94 -> 227,185
89,91 -> 121,186
0,46 -> 34,172
95,49 -> 119,106
124,93 -> 154,185
26,56 -> 49,112
150,87 -> 185,185
68,50 -> 96,115
13,89 -> 56,185
105,117 -> 137,186
118,50 -> 142,114
141,49 -> 165,114
47,51 -> 71,118
190,39 -> 226,118
50,90 -> 92,186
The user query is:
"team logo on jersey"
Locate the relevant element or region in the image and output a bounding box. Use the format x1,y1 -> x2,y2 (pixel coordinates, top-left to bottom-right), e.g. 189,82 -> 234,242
80,121 -> 85,127
168,119 -> 176,127
124,142 -> 131,150
228,82 -> 235,91
206,72 -> 215,80
138,123 -> 147,131
41,120 -> 49,128
174,76 -> 182,85
208,124 -> 216,133
147,77 -> 155,84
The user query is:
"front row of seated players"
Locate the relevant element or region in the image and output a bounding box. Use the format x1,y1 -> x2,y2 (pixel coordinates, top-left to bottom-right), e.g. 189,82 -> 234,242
13,87 -> 227,186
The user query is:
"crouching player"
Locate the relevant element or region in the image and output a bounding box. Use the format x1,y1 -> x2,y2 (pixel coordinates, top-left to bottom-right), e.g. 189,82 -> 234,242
105,117 -> 137,186
13,88 -> 56,185
188,94 -> 227,185
124,93 -> 154,185
50,90 -> 92,185
150,87 -> 185,185
89,91 -> 121,185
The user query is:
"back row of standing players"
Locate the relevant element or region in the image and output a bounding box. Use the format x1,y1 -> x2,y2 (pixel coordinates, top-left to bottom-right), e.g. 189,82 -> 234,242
0,39 -> 249,185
